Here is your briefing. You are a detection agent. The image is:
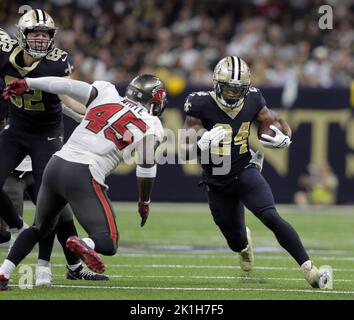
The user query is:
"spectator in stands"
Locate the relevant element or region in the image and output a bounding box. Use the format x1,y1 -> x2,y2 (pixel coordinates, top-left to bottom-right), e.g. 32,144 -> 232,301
294,161 -> 339,207
1,0 -> 351,87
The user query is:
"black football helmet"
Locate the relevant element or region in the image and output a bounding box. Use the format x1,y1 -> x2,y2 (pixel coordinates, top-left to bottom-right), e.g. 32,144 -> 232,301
125,74 -> 167,117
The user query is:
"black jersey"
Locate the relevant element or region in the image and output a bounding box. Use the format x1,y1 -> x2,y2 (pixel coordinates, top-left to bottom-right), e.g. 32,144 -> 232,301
0,77 -> 7,121
0,28 -> 75,132
184,88 -> 266,187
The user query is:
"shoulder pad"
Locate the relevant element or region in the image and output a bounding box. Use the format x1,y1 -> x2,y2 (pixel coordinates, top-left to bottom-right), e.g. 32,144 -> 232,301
247,86 -> 266,111
46,48 -> 69,62
0,29 -> 18,54
46,48 -> 75,76
184,91 -> 210,114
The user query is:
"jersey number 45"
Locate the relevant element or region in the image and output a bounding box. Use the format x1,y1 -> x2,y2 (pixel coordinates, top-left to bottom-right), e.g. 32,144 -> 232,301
85,103 -> 149,150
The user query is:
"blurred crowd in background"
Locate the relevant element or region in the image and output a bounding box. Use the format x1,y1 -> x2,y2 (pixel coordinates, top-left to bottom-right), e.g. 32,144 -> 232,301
0,0 -> 352,89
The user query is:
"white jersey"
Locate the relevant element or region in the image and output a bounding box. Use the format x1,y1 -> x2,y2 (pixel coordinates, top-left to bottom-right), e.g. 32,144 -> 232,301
55,81 -> 164,187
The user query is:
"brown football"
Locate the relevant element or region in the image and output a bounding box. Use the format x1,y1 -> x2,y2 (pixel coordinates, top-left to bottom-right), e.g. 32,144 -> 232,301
258,120 -> 283,140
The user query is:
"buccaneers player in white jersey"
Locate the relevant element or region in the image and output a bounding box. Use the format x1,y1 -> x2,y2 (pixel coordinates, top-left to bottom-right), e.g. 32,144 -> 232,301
0,74 -> 166,290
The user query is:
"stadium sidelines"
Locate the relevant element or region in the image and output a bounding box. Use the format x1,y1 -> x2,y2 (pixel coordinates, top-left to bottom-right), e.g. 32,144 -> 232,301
7,283 -> 354,295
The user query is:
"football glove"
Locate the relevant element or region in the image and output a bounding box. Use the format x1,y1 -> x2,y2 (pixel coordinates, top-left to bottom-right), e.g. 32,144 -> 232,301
138,200 -> 150,227
2,79 -> 28,100
197,126 -> 225,151
260,125 -> 292,149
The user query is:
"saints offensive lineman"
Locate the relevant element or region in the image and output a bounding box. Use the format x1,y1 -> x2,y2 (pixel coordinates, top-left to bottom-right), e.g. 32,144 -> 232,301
0,10 -> 107,284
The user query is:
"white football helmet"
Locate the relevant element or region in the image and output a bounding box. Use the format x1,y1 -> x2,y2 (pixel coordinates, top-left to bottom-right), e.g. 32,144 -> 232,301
16,9 -> 57,59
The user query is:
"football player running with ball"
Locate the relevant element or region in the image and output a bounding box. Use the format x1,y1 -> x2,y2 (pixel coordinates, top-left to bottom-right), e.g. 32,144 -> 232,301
181,56 -> 331,289
0,74 -> 166,290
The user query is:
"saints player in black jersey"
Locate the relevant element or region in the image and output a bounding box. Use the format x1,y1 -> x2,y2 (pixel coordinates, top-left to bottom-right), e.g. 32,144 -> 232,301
0,10 -> 107,284
182,56 -> 331,289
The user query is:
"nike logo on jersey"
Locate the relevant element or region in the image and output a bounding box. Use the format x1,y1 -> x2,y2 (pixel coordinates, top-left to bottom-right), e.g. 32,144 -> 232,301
47,136 -> 62,141
61,54 -> 68,62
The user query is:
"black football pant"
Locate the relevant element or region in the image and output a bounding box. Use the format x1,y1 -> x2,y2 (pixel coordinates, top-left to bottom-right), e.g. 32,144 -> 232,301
7,155 -> 119,266
0,127 -> 79,265
207,166 -> 309,266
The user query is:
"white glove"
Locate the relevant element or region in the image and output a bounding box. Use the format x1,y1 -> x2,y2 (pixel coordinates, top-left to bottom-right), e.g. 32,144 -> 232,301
260,125 -> 292,149
197,126 -> 225,151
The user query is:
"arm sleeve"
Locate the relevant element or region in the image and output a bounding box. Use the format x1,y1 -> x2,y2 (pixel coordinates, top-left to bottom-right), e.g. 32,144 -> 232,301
26,77 -> 93,106
61,103 -> 84,123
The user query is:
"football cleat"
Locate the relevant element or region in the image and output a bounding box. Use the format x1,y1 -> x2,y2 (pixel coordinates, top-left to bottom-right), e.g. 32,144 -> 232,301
301,260 -> 332,289
318,265 -> 333,289
66,236 -> 105,273
0,274 -> 9,291
35,265 -> 52,287
66,265 -> 109,281
239,227 -> 254,272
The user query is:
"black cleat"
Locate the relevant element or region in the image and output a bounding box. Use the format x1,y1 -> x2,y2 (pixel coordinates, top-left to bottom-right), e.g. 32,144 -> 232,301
66,265 -> 109,281
0,274 -> 9,291
0,231 -> 11,244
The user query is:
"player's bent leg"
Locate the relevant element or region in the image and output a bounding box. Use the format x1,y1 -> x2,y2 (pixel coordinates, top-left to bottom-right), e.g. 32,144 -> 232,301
66,236 -> 105,273
53,159 -> 118,273
207,186 -> 253,270
56,207 -> 109,281
33,173 -> 68,286
238,167 -> 332,288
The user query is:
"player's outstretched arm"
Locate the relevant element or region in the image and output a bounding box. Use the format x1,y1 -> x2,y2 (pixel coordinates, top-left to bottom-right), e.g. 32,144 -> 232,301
136,135 -> 160,227
3,77 -> 97,107
58,75 -> 89,115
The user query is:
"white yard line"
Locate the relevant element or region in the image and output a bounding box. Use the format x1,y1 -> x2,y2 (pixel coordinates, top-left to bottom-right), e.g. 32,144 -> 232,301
52,273 -> 354,283
8,283 -> 354,295
34,263 -> 354,272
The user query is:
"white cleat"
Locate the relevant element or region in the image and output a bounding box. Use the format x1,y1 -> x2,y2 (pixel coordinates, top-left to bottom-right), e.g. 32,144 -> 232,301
8,222 -> 29,253
239,227 -> 254,272
301,260 -> 333,289
319,265 -> 333,289
301,260 -> 319,288
35,265 -> 52,287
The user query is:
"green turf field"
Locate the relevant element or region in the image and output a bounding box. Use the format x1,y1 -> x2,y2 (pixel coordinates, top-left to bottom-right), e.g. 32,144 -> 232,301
1,203 -> 354,300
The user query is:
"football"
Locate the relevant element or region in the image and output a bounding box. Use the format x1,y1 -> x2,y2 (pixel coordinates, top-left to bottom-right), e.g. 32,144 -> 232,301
257,120 -> 283,140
